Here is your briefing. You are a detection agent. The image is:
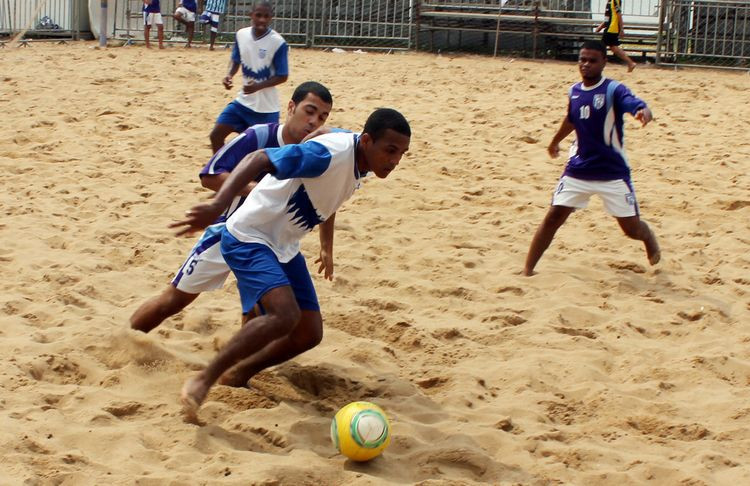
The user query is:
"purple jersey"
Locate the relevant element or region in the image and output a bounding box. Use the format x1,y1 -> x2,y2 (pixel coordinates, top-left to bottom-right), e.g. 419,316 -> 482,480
564,78 -> 647,181
200,123 -> 285,224
143,0 -> 160,13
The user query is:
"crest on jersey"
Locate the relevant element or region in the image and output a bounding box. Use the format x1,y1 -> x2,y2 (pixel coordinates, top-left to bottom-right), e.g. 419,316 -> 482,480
259,48 -> 267,59
593,94 -> 605,110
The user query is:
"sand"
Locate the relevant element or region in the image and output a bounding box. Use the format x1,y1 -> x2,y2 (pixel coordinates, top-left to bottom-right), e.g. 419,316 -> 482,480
1,41 -> 749,485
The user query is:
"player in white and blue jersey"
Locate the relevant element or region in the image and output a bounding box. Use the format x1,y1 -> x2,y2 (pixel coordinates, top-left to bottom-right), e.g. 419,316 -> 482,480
142,0 -> 164,49
210,1 -> 289,153
174,0 -> 197,48
523,41 -> 659,276
171,108 -> 411,422
130,82 -> 333,334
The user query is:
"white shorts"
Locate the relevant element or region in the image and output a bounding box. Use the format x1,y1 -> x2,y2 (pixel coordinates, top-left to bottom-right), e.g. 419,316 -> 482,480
171,225 -> 231,294
552,175 -> 639,217
174,7 -> 196,22
143,12 -> 163,26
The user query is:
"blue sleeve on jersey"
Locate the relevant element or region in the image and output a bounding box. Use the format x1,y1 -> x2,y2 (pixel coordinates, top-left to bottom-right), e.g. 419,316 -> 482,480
329,127 -> 352,133
199,131 -> 259,177
615,83 -> 647,115
266,141 -> 332,179
272,43 -> 289,77
231,42 -> 241,64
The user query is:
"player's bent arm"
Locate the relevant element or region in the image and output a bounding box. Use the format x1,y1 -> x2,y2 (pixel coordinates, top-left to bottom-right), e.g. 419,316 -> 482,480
319,212 -> 335,255
201,173 -> 257,196
548,117 -> 576,157
244,75 -> 289,94
201,173 -> 230,192
223,60 -> 240,89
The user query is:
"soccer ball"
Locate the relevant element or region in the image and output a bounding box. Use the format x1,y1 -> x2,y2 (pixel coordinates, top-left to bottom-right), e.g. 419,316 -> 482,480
330,401 -> 391,461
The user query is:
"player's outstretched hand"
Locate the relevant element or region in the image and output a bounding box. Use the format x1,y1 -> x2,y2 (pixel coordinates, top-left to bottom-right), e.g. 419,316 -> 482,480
315,250 -> 334,281
169,203 -> 224,236
222,75 -> 233,90
547,142 -> 561,159
634,107 -> 653,127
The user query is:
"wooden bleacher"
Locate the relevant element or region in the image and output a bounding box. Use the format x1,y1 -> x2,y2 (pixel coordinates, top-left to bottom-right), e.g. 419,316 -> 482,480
416,2 -> 660,58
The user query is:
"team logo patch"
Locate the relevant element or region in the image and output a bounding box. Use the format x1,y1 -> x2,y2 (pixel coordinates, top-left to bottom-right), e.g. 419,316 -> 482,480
625,193 -> 635,206
593,94 -> 605,110
259,48 -> 267,59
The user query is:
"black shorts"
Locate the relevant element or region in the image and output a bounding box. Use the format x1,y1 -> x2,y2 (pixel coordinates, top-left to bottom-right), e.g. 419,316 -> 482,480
602,32 -> 621,46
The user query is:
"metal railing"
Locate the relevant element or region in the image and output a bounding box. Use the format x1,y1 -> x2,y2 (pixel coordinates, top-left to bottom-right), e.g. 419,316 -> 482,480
2,0 -> 748,70
0,0 -> 84,42
108,0 -> 413,49
658,0 -> 750,69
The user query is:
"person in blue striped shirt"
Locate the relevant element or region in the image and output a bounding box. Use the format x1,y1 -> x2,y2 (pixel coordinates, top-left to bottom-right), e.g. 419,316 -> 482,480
523,41 -> 659,276
171,108 -> 411,423
130,82 -> 333,334
199,0 -> 227,50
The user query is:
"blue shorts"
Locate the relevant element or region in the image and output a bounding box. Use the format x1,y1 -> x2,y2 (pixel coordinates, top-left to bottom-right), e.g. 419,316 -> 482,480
220,229 -> 319,314
216,101 -> 280,133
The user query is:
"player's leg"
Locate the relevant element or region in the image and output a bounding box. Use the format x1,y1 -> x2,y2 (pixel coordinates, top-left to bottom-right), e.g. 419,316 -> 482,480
210,101 -> 245,152
180,234 -> 303,422
131,227 -> 230,332
610,45 -> 636,72
523,205 -> 575,276
174,8 -> 186,26
599,179 -> 660,265
186,20 -> 195,47
616,217 -> 660,265
181,284 -> 301,422
219,310 -> 323,387
524,176 -> 589,275
156,17 -> 164,49
144,13 -> 151,48
218,251 -> 322,387
130,286 -> 199,333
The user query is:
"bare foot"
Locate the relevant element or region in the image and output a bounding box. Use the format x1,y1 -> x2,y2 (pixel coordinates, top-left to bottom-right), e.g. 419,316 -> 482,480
522,268 -> 536,277
645,229 -> 661,265
180,374 -> 209,424
628,63 -> 636,73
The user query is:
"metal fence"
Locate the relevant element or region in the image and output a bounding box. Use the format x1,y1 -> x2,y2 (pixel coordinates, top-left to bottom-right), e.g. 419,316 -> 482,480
108,0 -> 413,49
2,0 -> 748,70
0,0 -> 86,42
658,0 -> 750,69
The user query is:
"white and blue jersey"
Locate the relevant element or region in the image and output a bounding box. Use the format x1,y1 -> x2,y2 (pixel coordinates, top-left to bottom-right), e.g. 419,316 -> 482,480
564,77 -> 647,181
231,27 -> 289,113
199,122 -> 285,225
226,132 -> 364,263
203,0 -> 226,13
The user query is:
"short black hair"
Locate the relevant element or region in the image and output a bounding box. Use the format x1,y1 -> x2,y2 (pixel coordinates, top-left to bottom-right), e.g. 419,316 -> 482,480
581,40 -> 607,58
291,81 -> 333,106
363,108 -> 411,141
252,1 -> 273,12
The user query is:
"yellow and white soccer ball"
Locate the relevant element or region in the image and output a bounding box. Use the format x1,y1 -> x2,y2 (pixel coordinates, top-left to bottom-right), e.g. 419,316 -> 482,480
330,401 -> 391,462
